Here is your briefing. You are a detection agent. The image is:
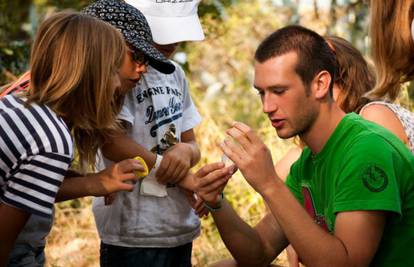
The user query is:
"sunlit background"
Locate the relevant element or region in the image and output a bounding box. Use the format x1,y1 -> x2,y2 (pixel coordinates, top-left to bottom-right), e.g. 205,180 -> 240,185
1,1 -> 411,266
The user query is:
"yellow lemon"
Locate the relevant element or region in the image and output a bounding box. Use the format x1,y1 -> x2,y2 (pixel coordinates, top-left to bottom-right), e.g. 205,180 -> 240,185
133,156 -> 149,178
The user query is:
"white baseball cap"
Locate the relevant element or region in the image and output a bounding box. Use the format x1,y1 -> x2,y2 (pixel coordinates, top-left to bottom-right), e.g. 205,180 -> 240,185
125,0 -> 205,45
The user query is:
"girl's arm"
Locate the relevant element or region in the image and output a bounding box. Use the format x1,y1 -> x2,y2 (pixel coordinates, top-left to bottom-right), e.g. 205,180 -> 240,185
56,159 -> 143,202
0,203 -> 30,266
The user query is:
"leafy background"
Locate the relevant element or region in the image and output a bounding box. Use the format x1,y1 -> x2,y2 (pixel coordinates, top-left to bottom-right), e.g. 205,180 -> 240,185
1,1 -> 410,266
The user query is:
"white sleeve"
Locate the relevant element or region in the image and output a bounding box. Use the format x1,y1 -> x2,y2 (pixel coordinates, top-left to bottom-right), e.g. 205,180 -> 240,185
174,63 -> 202,132
117,90 -> 136,125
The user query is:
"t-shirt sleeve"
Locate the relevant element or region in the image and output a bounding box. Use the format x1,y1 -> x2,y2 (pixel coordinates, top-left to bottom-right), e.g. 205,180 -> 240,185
117,91 -> 136,125
333,135 -> 401,216
1,152 -> 71,218
175,63 -> 202,132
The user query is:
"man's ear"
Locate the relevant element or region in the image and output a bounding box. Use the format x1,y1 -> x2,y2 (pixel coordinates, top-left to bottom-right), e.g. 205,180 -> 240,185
312,70 -> 332,100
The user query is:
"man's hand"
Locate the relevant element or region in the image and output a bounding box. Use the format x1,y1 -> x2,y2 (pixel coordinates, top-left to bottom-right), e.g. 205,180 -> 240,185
194,162 -> 234,208
182,189 -> 209,218
220,121 -> 278,195
89,158 -> 144,196
156,143 -> 193,184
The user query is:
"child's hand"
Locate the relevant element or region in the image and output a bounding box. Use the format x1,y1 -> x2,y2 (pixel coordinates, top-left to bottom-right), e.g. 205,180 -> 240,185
91,158 -> 143,196
193,195 -> 209,217
156,143 -> 193,184
194,162 -> 233,207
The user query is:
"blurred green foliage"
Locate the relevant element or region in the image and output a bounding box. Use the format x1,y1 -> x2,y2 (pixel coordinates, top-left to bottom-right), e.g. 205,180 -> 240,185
0,0 -> 236,84
0,0 -> 370,85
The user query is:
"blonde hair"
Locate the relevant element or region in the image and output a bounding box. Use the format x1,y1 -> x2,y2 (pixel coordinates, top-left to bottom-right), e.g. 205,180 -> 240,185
369,0 -> 414,100
27,11 -> 125,172
325,36 -> 375,113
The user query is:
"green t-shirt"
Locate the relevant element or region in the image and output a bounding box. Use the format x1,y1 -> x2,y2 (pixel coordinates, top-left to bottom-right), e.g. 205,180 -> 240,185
286,113 -> 414,267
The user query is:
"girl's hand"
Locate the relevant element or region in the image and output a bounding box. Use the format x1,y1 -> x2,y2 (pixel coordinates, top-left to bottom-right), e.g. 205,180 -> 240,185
92,158 -> 143,196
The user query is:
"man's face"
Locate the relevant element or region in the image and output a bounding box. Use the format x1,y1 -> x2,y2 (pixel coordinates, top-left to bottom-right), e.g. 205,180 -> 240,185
254,51 -> 318,139
118,45 -> 148,94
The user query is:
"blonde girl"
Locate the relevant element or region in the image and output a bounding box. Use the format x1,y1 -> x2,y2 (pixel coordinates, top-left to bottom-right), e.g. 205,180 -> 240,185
0,11 -> 142,266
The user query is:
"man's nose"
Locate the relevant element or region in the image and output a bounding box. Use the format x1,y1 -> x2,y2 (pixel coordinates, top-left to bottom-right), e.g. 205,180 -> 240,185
262,93 -> 277,114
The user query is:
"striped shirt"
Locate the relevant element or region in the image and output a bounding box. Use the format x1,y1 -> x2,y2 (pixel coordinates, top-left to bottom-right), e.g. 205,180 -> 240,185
0,94 -> 73,218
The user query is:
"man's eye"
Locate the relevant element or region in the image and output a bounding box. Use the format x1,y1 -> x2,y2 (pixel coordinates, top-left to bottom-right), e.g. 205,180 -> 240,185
272,88 -> 286,94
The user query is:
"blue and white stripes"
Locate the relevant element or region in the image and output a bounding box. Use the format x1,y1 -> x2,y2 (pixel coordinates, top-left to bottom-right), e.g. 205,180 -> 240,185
0,94 -> 73,218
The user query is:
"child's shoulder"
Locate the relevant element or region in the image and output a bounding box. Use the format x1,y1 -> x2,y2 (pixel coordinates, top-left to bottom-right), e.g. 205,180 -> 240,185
170,60 -> 186,76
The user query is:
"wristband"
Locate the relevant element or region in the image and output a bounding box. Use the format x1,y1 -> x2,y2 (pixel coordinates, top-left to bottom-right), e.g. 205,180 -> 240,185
152,154 -> 163,172
203,192 -> 224,212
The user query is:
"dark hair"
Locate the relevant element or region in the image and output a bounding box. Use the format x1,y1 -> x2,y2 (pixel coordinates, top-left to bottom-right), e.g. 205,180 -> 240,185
325,36 -> 374,113
255,25 -> 336,94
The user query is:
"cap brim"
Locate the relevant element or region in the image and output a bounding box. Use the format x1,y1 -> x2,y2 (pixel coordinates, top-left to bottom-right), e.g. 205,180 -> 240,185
129,38 -> 175,74
144,13 -> 205,45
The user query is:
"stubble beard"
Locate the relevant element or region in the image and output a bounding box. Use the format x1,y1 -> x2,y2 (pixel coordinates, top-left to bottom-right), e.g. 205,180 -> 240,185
277,107 -> 318,140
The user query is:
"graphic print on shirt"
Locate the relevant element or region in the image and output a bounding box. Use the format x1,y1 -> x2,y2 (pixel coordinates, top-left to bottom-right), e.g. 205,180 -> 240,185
136,85 -> 183,138
302,186 -> 329,232
151,124 -> 178,154
93,63 -> 203,247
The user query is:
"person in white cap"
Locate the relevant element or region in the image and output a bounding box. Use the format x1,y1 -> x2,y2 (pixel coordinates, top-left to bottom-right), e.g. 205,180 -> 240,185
92,0 -> 207,266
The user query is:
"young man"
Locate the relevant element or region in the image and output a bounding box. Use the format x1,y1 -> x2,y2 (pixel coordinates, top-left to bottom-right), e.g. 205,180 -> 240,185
196,25 -> 414,267
90,0 -> 205,266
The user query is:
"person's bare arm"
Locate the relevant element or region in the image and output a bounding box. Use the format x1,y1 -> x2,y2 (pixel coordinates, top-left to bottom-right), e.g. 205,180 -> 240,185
262,180 -> 385,267
194,162 -> 287,266
101,128 -> 157,169
274,147 -> 302,266
180,129 -> 201,166
56,159 -> 143,202
213,202 -> 288,267
156,129 -> 201,186
360,104 -> 409,146
223,122 -> 386,267
102,124 -> 200,189
0,204 -> 30,266
274,146 -> 302,182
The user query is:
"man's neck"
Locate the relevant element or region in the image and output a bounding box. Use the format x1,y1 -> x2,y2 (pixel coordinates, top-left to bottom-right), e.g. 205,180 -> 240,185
300,104 -> 346,154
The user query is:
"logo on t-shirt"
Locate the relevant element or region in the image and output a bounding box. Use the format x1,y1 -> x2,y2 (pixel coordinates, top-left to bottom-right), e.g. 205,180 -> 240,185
361,165 -> 388,192
302,187 -> 329,232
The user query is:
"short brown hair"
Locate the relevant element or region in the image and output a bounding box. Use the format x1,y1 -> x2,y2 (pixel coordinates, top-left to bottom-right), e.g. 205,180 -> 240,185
255,25 -> 336,94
